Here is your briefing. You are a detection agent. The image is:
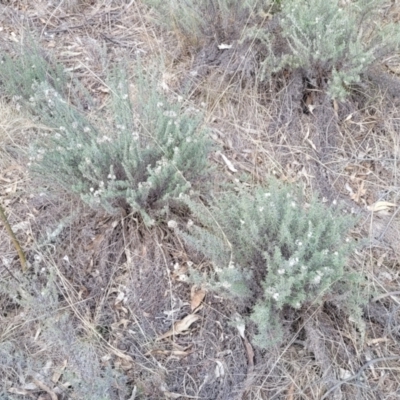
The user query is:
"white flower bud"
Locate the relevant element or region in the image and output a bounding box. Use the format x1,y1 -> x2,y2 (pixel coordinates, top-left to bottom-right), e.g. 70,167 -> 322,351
168,220 -> 178,229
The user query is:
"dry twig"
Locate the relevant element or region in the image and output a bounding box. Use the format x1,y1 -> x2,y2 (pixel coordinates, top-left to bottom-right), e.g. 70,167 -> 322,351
321,356 -> 400,400
0,202 -> 27,272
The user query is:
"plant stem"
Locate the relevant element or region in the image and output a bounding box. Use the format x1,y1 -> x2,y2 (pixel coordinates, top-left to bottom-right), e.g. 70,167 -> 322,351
0,202 -> 27,272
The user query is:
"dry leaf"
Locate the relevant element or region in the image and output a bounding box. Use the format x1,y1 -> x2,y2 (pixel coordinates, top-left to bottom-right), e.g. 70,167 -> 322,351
386,64 -> 400,75
234,314 -> 246,339
302,127 -> 310,143
377,252 -> 387,268
156,314 -> 200,341
164,392 -> 182,399
216,151 -> 237,172
98,86 -> 110,93
31,378 -> 57,400
21,382 -> 38,390
145,349 -> 191,357
172,263 -> 188,281
130,386 -> 138,400
85,233 -> 105,252
287,382 -> 295,400
339,368 -> 352,380
42,360 -> 53,377
34,326 -> 42,341
367,201 -> 397,212
190,286 -> 206,311
114,291 -> 125,306
237,322 -> 245,339
244,338 -> 254,370
333,99 -> 339,115
8,388 -> 31,395
215,360 -> 225,378
51,359 -> 67,384
111,318 -> 130,330
345,182 -> 354,195
170,350 -> 191,357
306,138 -> 317,151
110,347 -> 133,362
367,337 -> 389,346
115,356 -> 133,371
348,180 -> 366,203
60,51 -> 82,57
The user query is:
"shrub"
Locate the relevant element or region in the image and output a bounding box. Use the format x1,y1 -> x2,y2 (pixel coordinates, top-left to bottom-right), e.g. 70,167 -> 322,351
0,47 -> 212,226
142,0 -> 274,47
145,0 -> 400,100
0,273 -> 128,399
256,0 -> 400,99
178,179 -> 360,348
0,42 -> 93,116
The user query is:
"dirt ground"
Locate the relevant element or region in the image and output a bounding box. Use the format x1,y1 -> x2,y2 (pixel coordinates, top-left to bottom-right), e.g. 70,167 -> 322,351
1,1 -> 400,399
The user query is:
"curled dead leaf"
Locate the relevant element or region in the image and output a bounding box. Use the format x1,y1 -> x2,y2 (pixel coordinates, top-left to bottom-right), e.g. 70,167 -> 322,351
156,314 -> 200,341
216,151 -> 237,173
145,349 -> 191,357
306,138 -> 317,151
190,286 -> 206,311
214,360 -> 225,378
367,201 -> 396,212
243,337 -> 254,370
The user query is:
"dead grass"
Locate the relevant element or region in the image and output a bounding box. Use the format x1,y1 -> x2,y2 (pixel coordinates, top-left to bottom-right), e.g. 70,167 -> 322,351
1,1 -> 400,399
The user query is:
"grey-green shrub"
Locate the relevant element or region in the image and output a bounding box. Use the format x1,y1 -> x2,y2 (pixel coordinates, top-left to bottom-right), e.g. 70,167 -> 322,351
178,179 -> 359,348
0,43 -> 93,116
256,0 -> 400,99
145,0 -> 400,100
0,48 -> 212,225
0,273 -> 128,399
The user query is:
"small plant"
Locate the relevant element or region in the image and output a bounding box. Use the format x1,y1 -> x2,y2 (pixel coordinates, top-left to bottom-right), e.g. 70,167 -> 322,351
0,273 -> 128,399
143,0 -> 274,47
0,42 -> 92,117
178,179 -> 359,348
0,47 -> 212,225
255,0 -> 400,99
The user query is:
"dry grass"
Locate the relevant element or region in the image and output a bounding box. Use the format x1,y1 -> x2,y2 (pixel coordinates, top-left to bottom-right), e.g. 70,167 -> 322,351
1,1 -> 400,399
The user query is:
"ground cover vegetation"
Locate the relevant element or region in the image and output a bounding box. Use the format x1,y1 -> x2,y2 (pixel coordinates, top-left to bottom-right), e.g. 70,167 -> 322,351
176,180 -> 362,349
1,0 -> 400,399
0,49 -> 212,225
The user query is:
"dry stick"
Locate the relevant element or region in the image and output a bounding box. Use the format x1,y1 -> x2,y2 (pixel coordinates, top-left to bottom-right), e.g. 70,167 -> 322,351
321,356 -> 400,400
31,378 -> 58,400
0,202 -> 27,272
372,290 -> 400,302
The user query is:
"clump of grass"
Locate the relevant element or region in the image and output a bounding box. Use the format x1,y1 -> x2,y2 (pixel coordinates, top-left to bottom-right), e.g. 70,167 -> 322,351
0,46 -> 212,226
